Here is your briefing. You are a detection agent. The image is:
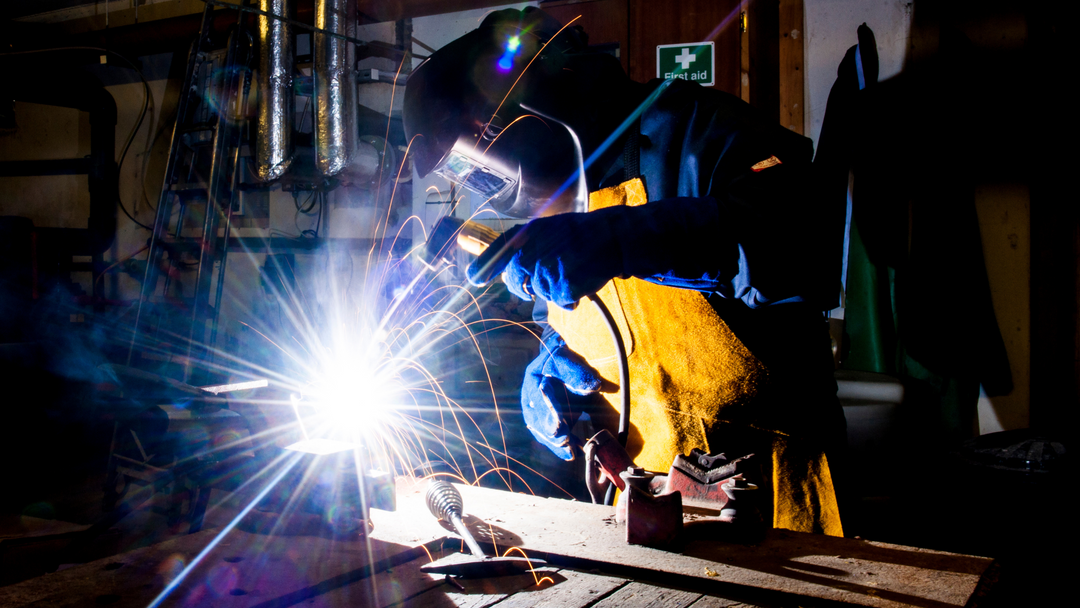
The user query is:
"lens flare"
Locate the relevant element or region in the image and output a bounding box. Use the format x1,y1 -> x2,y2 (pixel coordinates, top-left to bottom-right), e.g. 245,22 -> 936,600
297,343 -> 397,441
496,35 -> 522,72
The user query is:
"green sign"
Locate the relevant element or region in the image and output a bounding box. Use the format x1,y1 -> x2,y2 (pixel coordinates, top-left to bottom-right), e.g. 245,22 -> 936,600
656,41 -> 715,86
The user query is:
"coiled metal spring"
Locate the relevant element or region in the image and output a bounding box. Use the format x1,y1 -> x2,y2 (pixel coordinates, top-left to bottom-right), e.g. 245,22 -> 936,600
426,479 -> 464,522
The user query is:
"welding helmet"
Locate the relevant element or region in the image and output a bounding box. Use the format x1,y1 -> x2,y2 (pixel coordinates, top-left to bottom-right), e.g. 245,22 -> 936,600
404,8 -> 589,219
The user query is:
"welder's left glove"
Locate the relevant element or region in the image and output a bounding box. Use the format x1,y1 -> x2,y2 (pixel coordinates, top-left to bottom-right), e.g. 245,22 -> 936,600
521,332 -> 603,460
466,199 -> 724,310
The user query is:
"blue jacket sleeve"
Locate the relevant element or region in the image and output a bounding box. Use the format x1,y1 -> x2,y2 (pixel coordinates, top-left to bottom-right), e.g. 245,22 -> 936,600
633,80 -> 838,310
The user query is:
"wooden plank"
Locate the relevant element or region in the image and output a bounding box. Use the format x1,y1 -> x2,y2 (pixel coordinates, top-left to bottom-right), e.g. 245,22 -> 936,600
688,597 -> 766,608
402,571 -> 554,608
739,0 -> 750,103
778,0 -> 805,133
369,480 -> 996,608
592,581 -> 703,608
491,568 -> 627,608
309,551 -> 445,608
0,508 -> 431,607
0,480 -> 995,607
397,565 -> 622,608
746,0 -> 779,117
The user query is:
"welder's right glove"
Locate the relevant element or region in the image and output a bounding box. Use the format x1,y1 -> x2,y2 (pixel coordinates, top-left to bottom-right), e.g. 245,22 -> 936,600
465,199 -> 727,310
522,332 -> 603,461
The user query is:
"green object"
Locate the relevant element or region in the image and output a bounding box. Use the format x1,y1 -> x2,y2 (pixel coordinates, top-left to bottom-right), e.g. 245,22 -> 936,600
841,218 -> 983,443
841,219 -> 897,374
656,42 -> 715,86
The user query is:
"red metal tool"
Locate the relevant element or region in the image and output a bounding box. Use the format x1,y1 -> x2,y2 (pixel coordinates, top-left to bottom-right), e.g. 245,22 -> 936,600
584,430 -> 765,547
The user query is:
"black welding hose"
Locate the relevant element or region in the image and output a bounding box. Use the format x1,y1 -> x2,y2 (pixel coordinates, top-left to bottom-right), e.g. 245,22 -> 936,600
585,293 -> 630,506
586,293 -> 630,445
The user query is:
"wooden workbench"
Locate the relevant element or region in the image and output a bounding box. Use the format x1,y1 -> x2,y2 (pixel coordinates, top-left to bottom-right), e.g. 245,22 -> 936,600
0,479 -> 995,607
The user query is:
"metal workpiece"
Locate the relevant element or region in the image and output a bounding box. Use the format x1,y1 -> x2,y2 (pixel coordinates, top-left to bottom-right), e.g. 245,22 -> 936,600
614,466 -> 684,548
256,0 -> 294,182
585,429 -> 636,502
315,0 -> 358,177
585,431 -> 767,546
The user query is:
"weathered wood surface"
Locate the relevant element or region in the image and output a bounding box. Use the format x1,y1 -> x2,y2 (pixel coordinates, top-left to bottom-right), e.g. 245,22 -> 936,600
0,479 -> 994,607
369,480 -> 995,608
594,580 -> 716,608
0,513 -> 432,608
383,562 -> 764,608
778,0 -> 806,133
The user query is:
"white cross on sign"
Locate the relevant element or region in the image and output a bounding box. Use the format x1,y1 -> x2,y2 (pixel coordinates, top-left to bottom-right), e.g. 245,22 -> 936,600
674,48 -> 697,70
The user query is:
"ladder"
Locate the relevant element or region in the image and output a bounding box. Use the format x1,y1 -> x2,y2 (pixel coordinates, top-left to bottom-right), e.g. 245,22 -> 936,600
128,3 -> 254,384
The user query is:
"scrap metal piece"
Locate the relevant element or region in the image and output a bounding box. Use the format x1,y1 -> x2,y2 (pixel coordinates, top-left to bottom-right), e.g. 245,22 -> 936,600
284,438 -> 358,455
584,429 -> 636,502
617,466 -> 683,547
673,449 -> 753,484
198,378 -> 269,394
587,433 -> 765,544
664,450 -> 755,510
626,484 -> 683,548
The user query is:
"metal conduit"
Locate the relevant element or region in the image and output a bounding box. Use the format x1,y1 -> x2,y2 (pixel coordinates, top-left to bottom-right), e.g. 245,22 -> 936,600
315,0 -> 359,176
256,0 -> 294,181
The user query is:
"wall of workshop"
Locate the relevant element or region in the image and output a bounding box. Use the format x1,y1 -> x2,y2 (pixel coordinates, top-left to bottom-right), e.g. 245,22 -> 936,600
0,103 -> 91,229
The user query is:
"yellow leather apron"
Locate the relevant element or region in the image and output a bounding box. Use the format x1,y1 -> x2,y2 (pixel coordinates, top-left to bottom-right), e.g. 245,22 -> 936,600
548,178 -> 843,535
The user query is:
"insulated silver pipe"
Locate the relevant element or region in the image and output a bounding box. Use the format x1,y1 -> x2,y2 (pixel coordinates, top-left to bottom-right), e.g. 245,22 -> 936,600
315,0 -> 358,177
256,0 -> 294,181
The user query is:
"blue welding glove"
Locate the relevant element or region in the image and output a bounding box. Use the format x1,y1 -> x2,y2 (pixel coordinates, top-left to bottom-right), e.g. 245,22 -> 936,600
466,211 -> 625,310
522,332 -> 603,460
466,199 -> 725,310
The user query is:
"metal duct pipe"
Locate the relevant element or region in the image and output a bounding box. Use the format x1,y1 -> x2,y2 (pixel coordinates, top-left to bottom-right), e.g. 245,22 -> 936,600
256,0 -> 294,181
315,0 -> 358,176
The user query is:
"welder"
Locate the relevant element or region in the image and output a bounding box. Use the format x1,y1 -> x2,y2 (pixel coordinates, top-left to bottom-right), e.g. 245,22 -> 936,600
404,8 -> 845,535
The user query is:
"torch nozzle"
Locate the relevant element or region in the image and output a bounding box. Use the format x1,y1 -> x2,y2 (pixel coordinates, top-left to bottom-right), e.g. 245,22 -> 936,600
417,216 -> 500,270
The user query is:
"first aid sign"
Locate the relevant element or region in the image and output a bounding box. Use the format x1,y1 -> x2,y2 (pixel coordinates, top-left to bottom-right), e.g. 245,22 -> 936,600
656,42 -> 715,87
